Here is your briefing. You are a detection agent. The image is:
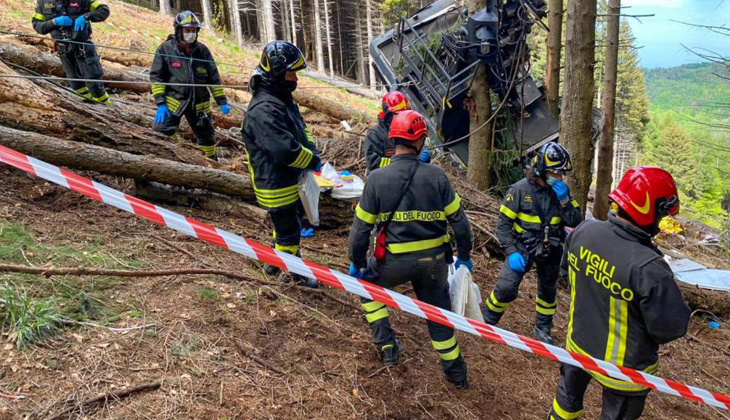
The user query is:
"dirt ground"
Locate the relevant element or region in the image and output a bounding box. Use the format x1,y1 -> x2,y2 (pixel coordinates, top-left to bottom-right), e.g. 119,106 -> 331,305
1,166 -> 729,420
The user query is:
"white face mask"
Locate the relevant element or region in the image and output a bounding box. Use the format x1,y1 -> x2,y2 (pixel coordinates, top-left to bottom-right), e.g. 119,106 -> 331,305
182,32 -> 197,44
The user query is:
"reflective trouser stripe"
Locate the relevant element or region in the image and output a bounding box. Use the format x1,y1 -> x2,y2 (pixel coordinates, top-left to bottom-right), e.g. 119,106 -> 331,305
552,399 -> 582,419
198,144 -> 216,157
33,13 -> 47,21
605,296 -> 628,366
486,291 -> 509,313
379,157 -> 391,168
536,296 -> 557,316
362,301 -> 389,323
431,336 -> 457,351
274,243 -> 299,254
254,185 -> 299,209
438,345 -> 460,361
567,337 -> 656,392
92,92 -> 110,104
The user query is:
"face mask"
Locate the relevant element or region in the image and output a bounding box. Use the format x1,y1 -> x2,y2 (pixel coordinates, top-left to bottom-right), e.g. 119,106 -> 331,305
283,79 -> 298,92
546,176 -> 559,187
182,32 -> 197,44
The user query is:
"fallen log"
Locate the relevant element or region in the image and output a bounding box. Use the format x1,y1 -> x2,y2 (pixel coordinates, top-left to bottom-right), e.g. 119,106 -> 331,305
678,282 -> 730,318
0,125 -> 254,198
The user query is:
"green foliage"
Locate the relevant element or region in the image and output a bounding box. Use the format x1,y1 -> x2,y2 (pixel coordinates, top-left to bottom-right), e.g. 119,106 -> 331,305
0,284 -> 62,348
381,0 -> 413,26
197,287 -> 220,302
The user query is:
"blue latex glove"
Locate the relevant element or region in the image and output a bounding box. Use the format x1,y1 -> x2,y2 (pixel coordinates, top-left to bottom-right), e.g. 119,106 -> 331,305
54,16 -> 73,27
154,104 -> 170,124
552,180 -> 570,202
219,104 -> 230,116
508,252 -> 526,273
349,263 -> 365,279
301,227 -> 315,238
454,258 -> 473,272
73,15 -> 87,32
419,148 -> 431,163
339,170 -> 351,176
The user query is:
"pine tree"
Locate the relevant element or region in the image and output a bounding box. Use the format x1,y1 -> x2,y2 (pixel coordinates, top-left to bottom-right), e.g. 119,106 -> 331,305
649,119 -> 700,199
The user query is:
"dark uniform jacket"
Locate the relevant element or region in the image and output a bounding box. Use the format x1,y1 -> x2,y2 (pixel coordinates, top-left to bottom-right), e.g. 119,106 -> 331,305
364,118 -> 395,173
242,89 -> 318,210
32,0 -> 109,40
497,177 -> 582,257
562,213 -> 690,393
349,155 -> 472,269
149,36 -> 227,117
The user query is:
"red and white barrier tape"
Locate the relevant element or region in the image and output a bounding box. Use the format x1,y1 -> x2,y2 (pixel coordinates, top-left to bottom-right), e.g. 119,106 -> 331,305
1,144 -> 728,410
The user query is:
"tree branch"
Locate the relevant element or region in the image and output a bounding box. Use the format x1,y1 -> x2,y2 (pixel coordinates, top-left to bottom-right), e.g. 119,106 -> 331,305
47,382 -> 161,420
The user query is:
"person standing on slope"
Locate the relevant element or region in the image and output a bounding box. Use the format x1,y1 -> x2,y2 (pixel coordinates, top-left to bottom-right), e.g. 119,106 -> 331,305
348,110 -> 472,388
483,142 -> 583,344
547,167 -> 690,420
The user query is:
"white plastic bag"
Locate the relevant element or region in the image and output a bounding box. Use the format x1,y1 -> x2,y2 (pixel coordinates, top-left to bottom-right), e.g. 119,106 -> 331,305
298,170 -> 320,226
447,265 -> 484,322
331,175 -> 364,200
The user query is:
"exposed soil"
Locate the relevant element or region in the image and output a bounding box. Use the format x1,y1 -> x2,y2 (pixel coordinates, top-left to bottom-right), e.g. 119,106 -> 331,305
1,167 -> 729,420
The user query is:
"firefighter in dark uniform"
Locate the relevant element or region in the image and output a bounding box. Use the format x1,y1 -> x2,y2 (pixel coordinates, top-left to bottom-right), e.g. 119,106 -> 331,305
348,110 -> 472,389
150,11 -> 230,160
364,91 -> 430,173
32,0 -> 111,104
242,40 -> 320,288
548,167 -> 690,420
484,142 -> 583,344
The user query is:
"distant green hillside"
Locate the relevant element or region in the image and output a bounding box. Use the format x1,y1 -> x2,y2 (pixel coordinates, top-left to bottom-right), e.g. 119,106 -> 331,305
644,63 -> 730,124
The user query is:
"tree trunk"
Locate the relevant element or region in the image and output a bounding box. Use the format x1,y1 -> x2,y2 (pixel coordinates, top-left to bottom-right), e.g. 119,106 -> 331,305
355,4 -> 366,85
0,126 -> 255,198
561,0 -> 596,215
324,0 -> 334,78
159,0 -> 172,16
465,64 -> 493,190
289,0 -> 297,44
365,0 -> 376,89
282,0 -> 291,42
230,0 -> 243,48
313,0 -> 325,74
593,0 -> 620,220
262,0 -> 276,44
545,0 -> 563,117
201,0 -> 215,31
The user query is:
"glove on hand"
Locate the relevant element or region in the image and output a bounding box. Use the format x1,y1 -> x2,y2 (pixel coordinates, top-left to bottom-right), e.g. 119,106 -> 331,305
508,252 -> 526,273
552,180 -> 570,202
419,148 -> 431,163
154,104 -> 170,124
73,15 -> 87,32
300,227 -> 315,238
454,258 -> 473,272
54,16 -> 73,27
219,104 -> 230,116
349,263 -> 365,279
308,153 -> 322,171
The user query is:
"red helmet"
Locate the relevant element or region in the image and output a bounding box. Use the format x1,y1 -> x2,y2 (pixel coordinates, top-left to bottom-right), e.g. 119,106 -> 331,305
389,110 -> 428,141
608,167 -> 680,227
379,91 -> 410,119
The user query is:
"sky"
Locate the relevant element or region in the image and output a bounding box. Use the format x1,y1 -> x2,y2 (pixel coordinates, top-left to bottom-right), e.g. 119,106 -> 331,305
624,0 -> 730,68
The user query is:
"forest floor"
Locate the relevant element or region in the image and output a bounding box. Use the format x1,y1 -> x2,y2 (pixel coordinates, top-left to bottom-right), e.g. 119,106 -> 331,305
1,0 -> 730,419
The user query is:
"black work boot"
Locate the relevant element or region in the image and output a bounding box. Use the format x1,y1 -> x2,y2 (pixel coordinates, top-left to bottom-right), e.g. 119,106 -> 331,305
533,325 -> 554,345
482,308 -> 501,326
264,264 -> 281,277
381,341 -> 399,367
293,273 -> 319,289
453,378 -> 469,390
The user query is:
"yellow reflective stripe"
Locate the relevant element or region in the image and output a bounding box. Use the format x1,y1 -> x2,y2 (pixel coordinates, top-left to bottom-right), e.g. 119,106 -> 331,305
536,306 -> 557,316
567,337 -> 655,392
165,97 -> 180,112
151,84 -> 166,95
513,223 -> 526,234
438,345 -> 460,361
387,235 -> 449,254
90,0 -> 103,11
571,200 -> 580,208
517,212 -> 541,223
381,344 -> 394,350
92,92 -> 109,104
379,157 -> 391,168
33,12 -> 47,21
537,297 -> 557,308
567,267 -> 577,343
198,144 -> 216,157
254,184 -> 298,197
605,297 -> 629,366
377,210 -> 446,223
486,292 -> 509,313
305,129 -> 314,143
74,87 -> 89,94
365,308 -> 389,323
444,194 -> 461,216
355,204 -> 377,224
255,193 -> 299,208
500,204 -> 517,219
552,399 -> 582,420
210,86 -> 225,97
195,101 -> 212,112
274,243 -> 299,254
431,336 -> 457,351
290,148 -> 313,169
550,216 -> 562,225
361,301 -> 385,312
